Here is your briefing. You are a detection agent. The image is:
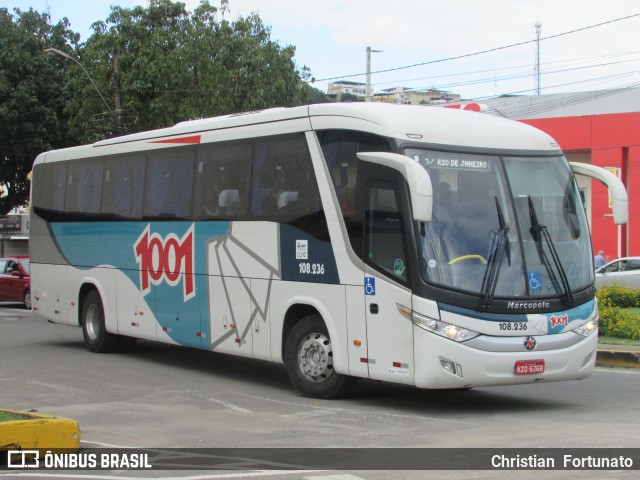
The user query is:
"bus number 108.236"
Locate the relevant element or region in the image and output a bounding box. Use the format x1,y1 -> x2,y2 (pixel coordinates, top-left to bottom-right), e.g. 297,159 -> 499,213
499,322 -> 528,331
299,263 -> 325,275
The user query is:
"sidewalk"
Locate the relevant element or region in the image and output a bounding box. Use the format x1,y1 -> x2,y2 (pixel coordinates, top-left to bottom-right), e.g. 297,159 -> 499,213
596,343 -> 640,369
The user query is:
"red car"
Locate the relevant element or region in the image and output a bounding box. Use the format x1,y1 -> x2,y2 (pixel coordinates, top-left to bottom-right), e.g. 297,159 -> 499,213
0,256 -> 30,309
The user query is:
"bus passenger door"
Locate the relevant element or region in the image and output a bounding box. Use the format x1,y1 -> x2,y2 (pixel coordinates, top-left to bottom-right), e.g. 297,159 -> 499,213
363,179 -> 415,385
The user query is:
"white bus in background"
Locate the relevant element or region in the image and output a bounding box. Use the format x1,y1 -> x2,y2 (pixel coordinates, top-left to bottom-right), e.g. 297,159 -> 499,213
29,103 -> 627,399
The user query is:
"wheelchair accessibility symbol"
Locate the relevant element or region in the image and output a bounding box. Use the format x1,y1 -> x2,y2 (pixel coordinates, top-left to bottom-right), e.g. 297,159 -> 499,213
365,277 -> 376,296
529,272 -> 542,291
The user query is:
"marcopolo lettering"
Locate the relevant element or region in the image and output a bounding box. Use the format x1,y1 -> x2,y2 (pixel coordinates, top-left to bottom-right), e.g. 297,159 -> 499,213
507,301 -> 551,310
134,224 -> 195,301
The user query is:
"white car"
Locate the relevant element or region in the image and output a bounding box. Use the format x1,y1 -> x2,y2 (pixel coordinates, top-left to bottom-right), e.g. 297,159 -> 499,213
595,257 -> 640,289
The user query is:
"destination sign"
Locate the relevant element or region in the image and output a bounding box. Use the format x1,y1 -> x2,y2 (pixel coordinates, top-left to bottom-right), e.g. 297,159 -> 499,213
406,148 -> 494,172
422,156 -> 491,171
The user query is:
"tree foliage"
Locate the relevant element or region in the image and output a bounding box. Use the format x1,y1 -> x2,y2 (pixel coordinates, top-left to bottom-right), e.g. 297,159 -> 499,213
67,0 -> 321,142
0,8 -> 79,213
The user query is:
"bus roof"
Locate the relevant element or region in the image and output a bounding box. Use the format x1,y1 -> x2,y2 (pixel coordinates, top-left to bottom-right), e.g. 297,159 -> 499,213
307,103 -> 560,152
35,103 -> 561,165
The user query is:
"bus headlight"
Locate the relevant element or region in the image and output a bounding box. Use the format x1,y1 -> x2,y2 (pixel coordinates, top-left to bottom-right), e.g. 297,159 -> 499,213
573,318 -> 598,337
412,312 -> 480,342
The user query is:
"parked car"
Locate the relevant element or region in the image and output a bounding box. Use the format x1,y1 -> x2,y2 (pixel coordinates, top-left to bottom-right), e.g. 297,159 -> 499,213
595,256 -> 640,289
0,256 -> 30,309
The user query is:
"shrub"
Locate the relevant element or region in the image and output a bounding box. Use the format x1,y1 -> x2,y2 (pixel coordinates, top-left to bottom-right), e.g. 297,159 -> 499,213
596,286 -> 640,339
596,285 -> 640,308
598,307 -> 640,340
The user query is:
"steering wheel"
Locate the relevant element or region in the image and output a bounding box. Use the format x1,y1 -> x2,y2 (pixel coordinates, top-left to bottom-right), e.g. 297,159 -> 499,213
448,254 -> 488,265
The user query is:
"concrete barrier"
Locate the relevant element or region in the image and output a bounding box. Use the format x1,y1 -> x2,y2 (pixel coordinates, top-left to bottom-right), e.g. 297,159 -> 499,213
0,409 -> 80,454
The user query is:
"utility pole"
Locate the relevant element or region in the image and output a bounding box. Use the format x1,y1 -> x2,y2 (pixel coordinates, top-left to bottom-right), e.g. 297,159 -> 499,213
534,22 -> 542,95
44,47 -> 121,135
113,48 -> 123,135
365,46 -> 382,102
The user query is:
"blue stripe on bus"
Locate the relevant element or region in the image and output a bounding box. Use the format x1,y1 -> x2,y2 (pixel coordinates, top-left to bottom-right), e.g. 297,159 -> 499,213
49,221 -> 231,347
48,221 -> 340,347
440,299 -> 596,334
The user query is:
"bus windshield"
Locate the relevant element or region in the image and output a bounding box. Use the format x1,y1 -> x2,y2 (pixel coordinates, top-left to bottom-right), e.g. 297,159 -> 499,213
405,149 -> 593,300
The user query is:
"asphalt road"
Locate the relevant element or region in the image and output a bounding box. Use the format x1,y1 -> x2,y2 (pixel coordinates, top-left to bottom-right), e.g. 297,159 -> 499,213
1,305 -> 638,480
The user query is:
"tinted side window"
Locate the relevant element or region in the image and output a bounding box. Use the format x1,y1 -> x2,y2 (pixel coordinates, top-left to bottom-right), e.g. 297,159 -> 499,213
144,148 -> 195,219
318,130 -> 391,221
102,154 -> 145,219
251,135 -> 320,218
625,260 -> 640,271
365,183 -> 408,283
33,135 -> 327,230
603,262 -> 620,273
318,130 -> 391,255
250,134 -> 327,239
65,160 -> 104,218
194,142 -> 252,220
32,162 -> 67,220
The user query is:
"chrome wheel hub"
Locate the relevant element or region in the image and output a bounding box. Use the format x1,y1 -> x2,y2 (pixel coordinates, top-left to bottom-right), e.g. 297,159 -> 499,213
85,304 -> 100,341
298,332 -> 334,382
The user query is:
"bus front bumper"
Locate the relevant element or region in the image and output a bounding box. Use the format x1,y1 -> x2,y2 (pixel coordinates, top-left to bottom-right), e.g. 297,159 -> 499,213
413,326 -> 598,389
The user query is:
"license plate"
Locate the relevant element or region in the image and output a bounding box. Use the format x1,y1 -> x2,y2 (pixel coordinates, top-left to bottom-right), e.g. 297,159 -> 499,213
515,359 -> 545,375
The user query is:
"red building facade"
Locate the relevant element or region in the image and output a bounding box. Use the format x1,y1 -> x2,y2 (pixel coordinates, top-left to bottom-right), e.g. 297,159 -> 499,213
520,112 -> 639,260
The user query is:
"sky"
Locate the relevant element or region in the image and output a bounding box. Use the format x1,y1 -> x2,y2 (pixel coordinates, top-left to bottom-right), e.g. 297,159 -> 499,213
5,0 -> 640,100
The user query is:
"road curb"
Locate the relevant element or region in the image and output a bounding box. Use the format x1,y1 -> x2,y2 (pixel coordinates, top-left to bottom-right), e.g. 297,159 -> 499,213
596,349 -> 640,369
0,409 -> 80,453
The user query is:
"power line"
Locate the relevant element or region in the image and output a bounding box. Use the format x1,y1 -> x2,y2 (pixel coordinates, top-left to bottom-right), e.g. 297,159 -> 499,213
315,13 -> 640,83
372,50 -> 640,88
409,57 -> 640,93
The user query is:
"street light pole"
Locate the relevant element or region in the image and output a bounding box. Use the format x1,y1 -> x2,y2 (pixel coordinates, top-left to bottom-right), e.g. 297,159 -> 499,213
365,46 -> 382,102
44,47 -> 121,133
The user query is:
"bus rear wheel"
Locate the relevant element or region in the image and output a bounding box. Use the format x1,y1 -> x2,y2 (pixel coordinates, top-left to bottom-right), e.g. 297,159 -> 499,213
284,314 -> 355,399
82,290 -> 119,353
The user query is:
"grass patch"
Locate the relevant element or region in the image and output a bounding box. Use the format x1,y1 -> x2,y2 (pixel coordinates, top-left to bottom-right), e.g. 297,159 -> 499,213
599,336 -> 640,346
0,411 -> 35,422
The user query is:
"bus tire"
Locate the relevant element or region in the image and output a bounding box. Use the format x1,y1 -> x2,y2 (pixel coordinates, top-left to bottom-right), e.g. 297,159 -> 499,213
284,314 -> 356,399
81,290 -> 118,353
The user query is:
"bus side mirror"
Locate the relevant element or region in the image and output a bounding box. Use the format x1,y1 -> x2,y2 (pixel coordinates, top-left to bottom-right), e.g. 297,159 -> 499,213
570,162 -> 628,225
356,152 -> 433,222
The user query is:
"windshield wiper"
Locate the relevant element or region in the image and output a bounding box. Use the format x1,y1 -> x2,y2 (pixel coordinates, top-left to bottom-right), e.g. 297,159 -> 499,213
480,197 -> 511,309
528,196 -> 575,307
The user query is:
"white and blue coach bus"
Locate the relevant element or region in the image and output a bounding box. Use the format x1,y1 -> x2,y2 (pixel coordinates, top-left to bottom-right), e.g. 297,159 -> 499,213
29,103 -> 627,398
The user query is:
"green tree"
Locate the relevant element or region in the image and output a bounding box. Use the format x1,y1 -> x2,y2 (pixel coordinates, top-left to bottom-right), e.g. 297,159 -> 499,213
67,0 -> 317,142
0,8 -> 79,213
340,93 -> 364,103
299,78 -> 329,105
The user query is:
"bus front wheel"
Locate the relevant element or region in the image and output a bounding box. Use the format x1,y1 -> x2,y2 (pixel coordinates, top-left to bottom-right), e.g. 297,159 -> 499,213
284,314 -> 355,399
82,290 -> 119,353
